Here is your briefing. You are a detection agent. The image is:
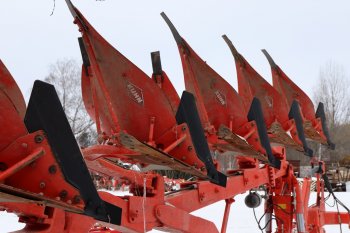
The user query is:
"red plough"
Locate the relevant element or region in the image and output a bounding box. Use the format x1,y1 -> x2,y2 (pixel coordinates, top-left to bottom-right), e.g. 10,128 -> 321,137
0,1 -> 348,232
161,13 -> 273,166
223,35 -> 313,156
72,2 -> 226,186
261,49 -> 335,149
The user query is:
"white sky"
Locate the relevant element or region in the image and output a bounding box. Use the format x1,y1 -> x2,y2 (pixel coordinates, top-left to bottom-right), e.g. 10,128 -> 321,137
1,0 -> 350,101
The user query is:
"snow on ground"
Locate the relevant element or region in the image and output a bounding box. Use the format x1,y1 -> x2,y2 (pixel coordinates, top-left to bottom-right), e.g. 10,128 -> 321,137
0,212 -> 25,233
1,192 -> 350,233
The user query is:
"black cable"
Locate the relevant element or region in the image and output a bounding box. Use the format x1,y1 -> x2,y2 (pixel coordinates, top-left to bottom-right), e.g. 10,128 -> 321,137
330,187 -> 350,214
336,198 -> 350,213
322,172 -> 350,232
253,207 -> 278,233
325,198 -> 336,207
323,174 -> 350,211
252,208 -> 264,233
335,200 -> 343,233
262,217 -> 278,231
271,213 -> 285,227
252,202 -> 287,232
324,193 -> 336,208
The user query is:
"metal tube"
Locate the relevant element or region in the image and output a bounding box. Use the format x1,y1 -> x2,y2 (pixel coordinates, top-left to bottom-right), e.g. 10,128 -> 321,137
221,198 -> 234,233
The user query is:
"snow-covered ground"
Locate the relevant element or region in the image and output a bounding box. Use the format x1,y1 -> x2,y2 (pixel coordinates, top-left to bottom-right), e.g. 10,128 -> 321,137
1,192 -> 350,233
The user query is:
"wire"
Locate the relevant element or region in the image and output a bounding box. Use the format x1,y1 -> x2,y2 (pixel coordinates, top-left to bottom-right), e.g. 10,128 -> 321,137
329,191 -> 350,233
322,174 -> 350,232
253,207 -> 283,233
252,207 -> 264,233
336,197 -> 350,213
325,197 -> 336,208
335,200 -> 342,233
252,197 -> 291,233
324,192 -> 332,201
323,193 -> 336,207
271,213 -> 284,229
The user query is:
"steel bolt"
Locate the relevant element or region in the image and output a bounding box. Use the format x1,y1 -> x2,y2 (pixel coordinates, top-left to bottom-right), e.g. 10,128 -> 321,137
34,135 -> 44,143
48,165 -> 57,174
59,190 -> 68,199
73,195 -> 81,204
39,182 -> 46,189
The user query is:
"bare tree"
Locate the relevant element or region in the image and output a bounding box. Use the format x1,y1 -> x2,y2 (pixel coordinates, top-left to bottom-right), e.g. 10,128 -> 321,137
313,61 -> 350,129
313,61 -> 350,162
44,58 -> 96,147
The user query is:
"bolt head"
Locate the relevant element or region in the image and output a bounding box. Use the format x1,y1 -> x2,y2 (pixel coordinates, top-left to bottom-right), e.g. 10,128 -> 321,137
73,195 -> 81,204
34,135 -> 44,143
59,190 -> 68,199
48,165 -> 57,174
39,182 -> 46,189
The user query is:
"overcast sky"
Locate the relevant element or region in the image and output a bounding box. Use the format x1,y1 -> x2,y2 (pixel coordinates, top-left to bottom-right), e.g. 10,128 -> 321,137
1,0 -> 350,102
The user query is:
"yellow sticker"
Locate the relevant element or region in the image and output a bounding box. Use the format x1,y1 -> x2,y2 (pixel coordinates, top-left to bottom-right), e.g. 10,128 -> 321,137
278,204 -> 287,209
